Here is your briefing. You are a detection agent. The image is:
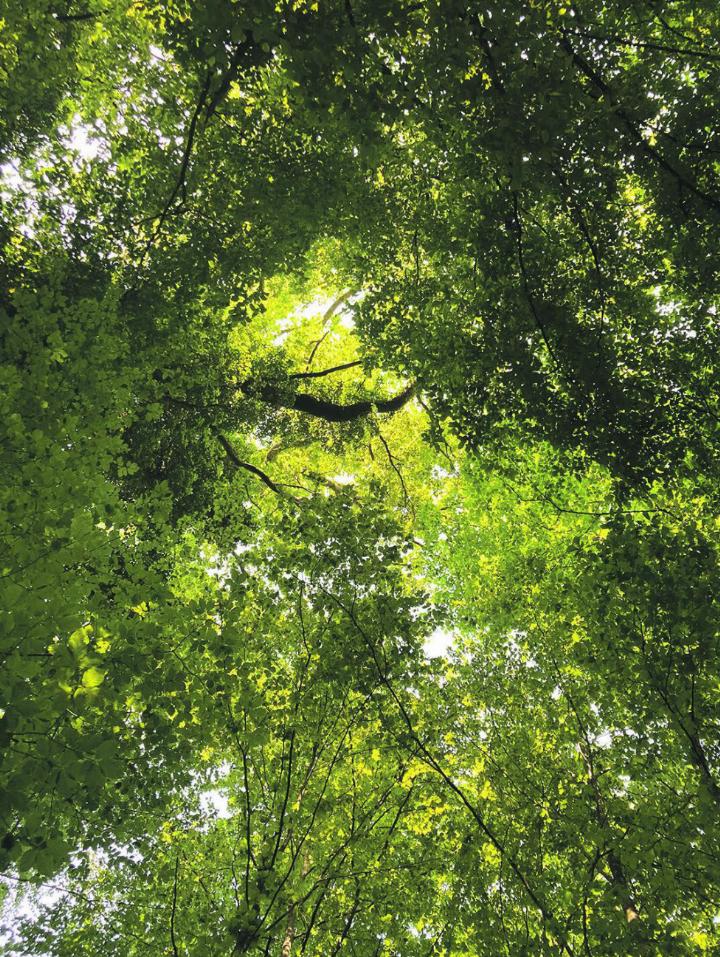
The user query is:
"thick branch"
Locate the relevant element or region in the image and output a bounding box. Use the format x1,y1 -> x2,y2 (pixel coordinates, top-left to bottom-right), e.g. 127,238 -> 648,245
282,384 -> 415,423
53,10 -> 96,21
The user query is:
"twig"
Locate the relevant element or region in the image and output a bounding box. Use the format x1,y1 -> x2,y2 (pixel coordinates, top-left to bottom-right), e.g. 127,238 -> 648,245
142,73 -> 212,257
304,291 -> 355,369
290,360 -> 363,380
561,26 -> 720,61
218,434 -> 301,498
560,34 -> 720,215
511,191 -> 561,368
170,856 -> 180,957
376,428 -> 412,515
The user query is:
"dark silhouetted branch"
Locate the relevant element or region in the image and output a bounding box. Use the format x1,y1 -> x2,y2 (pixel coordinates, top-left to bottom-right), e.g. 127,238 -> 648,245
53,10 -> 96,21
218,434 -> 290,497
287,384 -> 415,422
170,856 -> 180,957
290,360 -> 363,380
561,34 -> 720,215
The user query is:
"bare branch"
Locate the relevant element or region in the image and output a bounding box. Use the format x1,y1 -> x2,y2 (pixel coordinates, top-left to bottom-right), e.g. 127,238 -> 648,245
305,290 -> 356,369
290,360 -> 363,380
376,429 -> 412,515
170,856 -> 180,957
218,434 -> 298,497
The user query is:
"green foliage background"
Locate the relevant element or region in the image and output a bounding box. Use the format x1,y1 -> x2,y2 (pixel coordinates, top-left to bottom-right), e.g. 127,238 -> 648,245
1,1 -> 720,954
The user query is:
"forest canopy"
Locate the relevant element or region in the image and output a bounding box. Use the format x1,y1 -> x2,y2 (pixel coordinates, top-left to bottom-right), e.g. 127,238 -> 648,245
1,1 -> 720,954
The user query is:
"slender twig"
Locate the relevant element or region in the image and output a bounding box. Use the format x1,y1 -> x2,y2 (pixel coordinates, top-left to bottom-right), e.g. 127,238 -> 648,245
317,585 -> 576,956
170,856 -> 180,957
561,26 -> 720,61
304,291 -> 355,369
376,429 -> 412,515
511,192 -> 561,368
218,434 -> 301,498
290,360 -> 363,380
560,34 -> 720,215
499,475 -> 677,519
1,875 -> 150,946
142,73 -> 212,257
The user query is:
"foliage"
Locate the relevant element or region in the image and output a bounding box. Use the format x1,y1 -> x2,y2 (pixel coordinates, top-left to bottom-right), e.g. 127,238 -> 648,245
1,1 -> 720,954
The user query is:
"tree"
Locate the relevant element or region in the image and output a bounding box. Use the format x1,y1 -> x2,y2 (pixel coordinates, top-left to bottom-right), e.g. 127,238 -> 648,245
2,1 -> 720,954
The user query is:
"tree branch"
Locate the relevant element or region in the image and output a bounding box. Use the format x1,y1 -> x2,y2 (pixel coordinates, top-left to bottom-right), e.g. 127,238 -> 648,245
170,856 -> 180,957
304,290 -> 356,370
570,27 -> 720,60
142,72 -> 212,257
290,360 -> 363,380
317,586 -> 576,956
53,10 -> 96,21
204,33 -> 266,123
218,434 -> 294,497
511,191 -> 561,368
284,384 -> 415,423
560,34 -> 720,215
375,429 -> 412,514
